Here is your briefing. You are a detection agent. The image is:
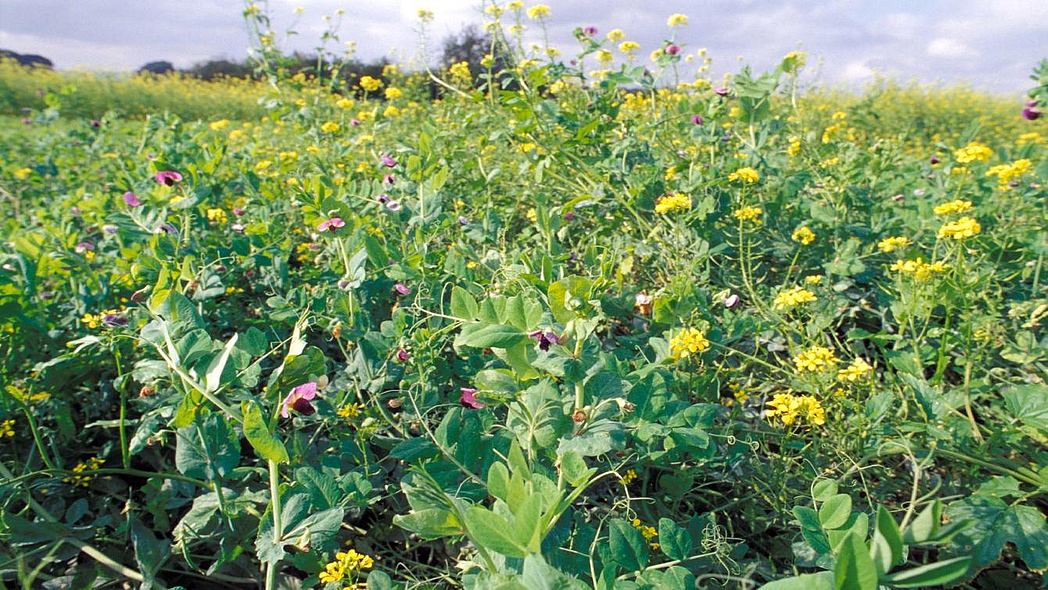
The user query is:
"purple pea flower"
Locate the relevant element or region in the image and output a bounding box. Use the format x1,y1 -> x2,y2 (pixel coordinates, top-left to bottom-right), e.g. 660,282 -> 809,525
396,348 -> 410,362
459,388 -> 485,410
666,44 -> 681,55
724,294 -> 740,309
21,118 -> 31,125
233,207 -> 245,216
101,312 -> 128,327
281,382 -> 318,418
384,174 -> 396,184
376,193 -> 391,204
394,283 -> 412,296
1022,107 -> 1042,121
713,86 -> 729,96
583,26 -> 598,36
317,217 -> 345,232
528,330 -> 562,351
929,156 -> 940,165
157,223 -> 177,234
123,191 -> 141,207
103,224 -> 118,235
155,170 -> 183,186
564,211 -> 575,221
90,119 -> 100,128
232,222 -> 245,233
458,215 -> 469,226
385,199 -> 402,212
350,118 -> 361,126
381,153 -> 397,168
74,242 -> 95,254
690,114 -> 704,125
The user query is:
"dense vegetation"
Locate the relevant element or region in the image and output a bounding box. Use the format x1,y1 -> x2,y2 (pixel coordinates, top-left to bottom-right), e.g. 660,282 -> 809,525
1,5 -> 1046,590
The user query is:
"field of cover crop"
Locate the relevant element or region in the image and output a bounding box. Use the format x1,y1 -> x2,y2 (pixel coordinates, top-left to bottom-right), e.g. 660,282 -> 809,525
1,6 -> 1047,590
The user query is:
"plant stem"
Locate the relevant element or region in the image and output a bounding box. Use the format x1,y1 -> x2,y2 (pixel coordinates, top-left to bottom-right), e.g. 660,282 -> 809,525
265,459 -> 283,590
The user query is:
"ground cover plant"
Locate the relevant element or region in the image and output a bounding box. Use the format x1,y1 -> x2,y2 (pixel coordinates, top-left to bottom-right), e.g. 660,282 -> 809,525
1,4 -> 1047,590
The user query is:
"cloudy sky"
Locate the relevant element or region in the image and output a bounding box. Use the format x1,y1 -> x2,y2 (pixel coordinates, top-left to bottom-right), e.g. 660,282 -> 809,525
1,0 -> 1045,93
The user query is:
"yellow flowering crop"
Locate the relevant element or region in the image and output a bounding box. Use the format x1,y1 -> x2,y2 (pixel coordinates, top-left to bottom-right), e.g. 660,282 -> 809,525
933,199 -> 972,216
766,392 -> 825,426
938,216 -> 981,240
667,13 -> 689,27
877,236 -> 911,253
837,357 -> 872,382
618,41 -> 641,54
792,226 -> 816,245
669,327 -> 711,359
733,206 -> 763,224
774,287 -> 817,310
953,141 -> 992,163
359,75 -> 382,92
526,4 -> 550,19
729,167 -> 759,183
654,192 -> 691,214
792,345 -> 839,373
889,257 -> 947,279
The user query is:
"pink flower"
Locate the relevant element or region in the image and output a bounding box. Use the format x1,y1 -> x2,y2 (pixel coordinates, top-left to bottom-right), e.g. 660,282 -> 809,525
713,86 -> 729,97
690,114 -> 704,125
459,388 -> 484,409
155,170 -> 183,186
384,174 -> 396,184
123,191 -> 141,207
317,217 -> 345,232
394,283 -> 412,295
396,348 -> 410,362
724,294 -> 740,309
74,242 -> 95,254
666,44 -> 681,55
281,382 -> 318,418
350,118 -> 361,126
528,330 -> 562,351
1022,107 -> 1042,121
583,26 -> 598,36
381,153 -> 397,168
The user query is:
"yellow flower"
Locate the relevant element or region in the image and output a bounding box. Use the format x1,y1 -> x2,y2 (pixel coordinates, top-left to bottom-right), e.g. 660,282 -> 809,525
384,87 -> 403,99
985,159 -> 1032,189
618,41 -> 640,54
526,208 -> 537,222
606,29 -> 625,42
804,275 -> 823,285
449,61 -> 471,80
667,13 -> 689,27
359,75 -> 382,92
416,8 -> 434,22
0,419 -> 14,438
877,236 -> 911,253
382,105 -> 400,118
206,208 -> 228,225
933,199 -> 972,216
792,345 -> 839,373
622,468 -> 637,485
938,216 -> 981,240
338,403 -> 363,419
63,457 -> 105,487
13,167 -> 31,180
787,136 -> 801,156
766,392 -> 825,427
774,287 -> 817,310
209,119 -> 229,130
526,4 -> 550,19
889,257 -> 947,280
654,192 -> 691,214
597,49 -> 613,64
320,121 -> 340,133
837,357 -> 872,382
728,167 -> 759,183
792,226 -> 815,245
953,141 -> 992,163
732,206 -> 762,224
669,327 -> 711,360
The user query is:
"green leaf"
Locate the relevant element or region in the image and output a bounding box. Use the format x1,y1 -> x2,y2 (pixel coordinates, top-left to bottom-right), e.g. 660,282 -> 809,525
756,571 -> 834,590
204,333 -> 238,393
609,518 -> 649,571
393,508 -> 463,540
834,531 -> 878,590
880,556 -> 973,588
558,450 -> 593,487
521,554 -> 589,590
512,494 -> 544,552
451,285 -> 479,320
819,494 -> 853,530
901,500 -> 941,545
658,518 -> 692,561
871,506 -> 904,575
241,400 -> 288,463
947,497 -> 1048,570
812,480 -> 839,502
488,462 -> 511,502
456,322 -> 528,349
367,571 -> 394,590
174,414 -> 239,480
464,506 -> 528,557
1002,384 -> 1048,434
131,519 -> 170,590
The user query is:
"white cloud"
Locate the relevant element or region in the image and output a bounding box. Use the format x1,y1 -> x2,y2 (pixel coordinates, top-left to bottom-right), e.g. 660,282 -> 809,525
926,37 -> 975,59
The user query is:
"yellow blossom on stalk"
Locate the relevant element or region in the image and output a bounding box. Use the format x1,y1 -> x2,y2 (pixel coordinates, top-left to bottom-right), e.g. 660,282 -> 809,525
953,141 -> 992,163
209,119 -> 229,131
607,28 -> 625,42
526,208 -> 537,222
792,226 -> 816,245
63,457 -> 105,487
732,206 -> 763,224
669,327 -> 711,359
622,468 -> 637,484
0,419 -> 14,438
384,87 -> 403,99
819,156 -> 839,167
655,192 -> 691,214
449,61 -> 471,79
383,105 -> 400,118
359,75 -> 382,92
318,549 -> 374,583
320,121 -> 340,133
14,167 -> 31,179
837,357 -> 873,382
985,159 -> 1032,189
667,13 -> 689,27
933,199 -> 972,216
206,208 -> 228,224
792,345 -> 839,373
774,287 -> 817,310
619,41 -> 640,55
279,151 -> 298,161
485,4 -> 503,17
889,257 -> 947,280
787,136 -> 801,156
877,236 -> 911,253
1017,132 -> 1044,146
729,167 -> 759,183
417,8 -> 434,22
526,4 -> 550,19
338,403 -> 363,419
632,518 -> 660,549
804,275 -> 823,285
766,392 -> 825,426
938,216 -> 981,240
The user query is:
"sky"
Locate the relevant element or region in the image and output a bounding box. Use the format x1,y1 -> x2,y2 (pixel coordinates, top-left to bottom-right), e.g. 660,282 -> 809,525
0,0 -> 1045,93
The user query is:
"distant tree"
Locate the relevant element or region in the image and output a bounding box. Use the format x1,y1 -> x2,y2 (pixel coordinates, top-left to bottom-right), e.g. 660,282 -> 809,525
138,61 -> 175,75
185,59 -> 254,80
439,24 -> 514,94
0,49 -> 53,68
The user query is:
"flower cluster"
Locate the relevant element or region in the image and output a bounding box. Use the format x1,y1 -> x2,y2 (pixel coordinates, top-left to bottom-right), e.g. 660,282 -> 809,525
621,468 -> 637,485
669,327 -> 711,359
0,419 -> 14,438
933,199 -> 972,216
877,236 -> 911,253
206,208 -> 228,224
953,141 -> 993,163
654,192 -> 691,214
732,206 -> 763,224
791,226 -> 815,245
631,518 -> 660,549
318,549 -> 374,584
359,76 -> 381,92
773,287 -> 817,310
938,216 -> 981,240
766,392 -> 825,426
64,457 -> 105,487
890,257 -> 948,279
986,159 -> 1032,189
81,309 -> 126,330
837,357 -> 873,382
728,167 -> 759,183
792,345 -> 839,373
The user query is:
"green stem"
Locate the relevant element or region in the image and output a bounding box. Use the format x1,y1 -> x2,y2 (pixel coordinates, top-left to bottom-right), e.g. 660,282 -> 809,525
265,459 -> 283,590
